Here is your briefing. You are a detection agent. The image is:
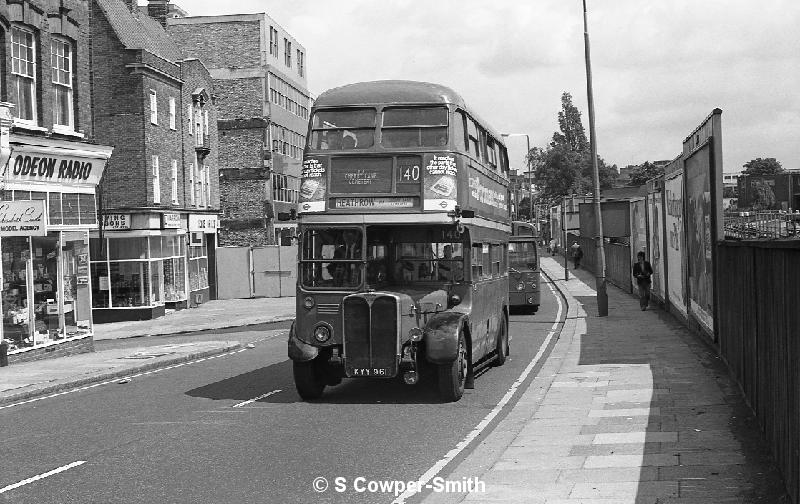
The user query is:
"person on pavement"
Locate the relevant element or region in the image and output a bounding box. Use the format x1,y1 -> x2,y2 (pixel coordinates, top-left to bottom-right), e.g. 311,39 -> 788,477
633,250 -> 654,311
570,242 -> 583,269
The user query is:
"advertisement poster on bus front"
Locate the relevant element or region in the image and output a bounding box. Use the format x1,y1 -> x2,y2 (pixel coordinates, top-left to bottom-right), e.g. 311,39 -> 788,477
299,157 -> 327,213
423,154 -> 458,211
665,170 -> 687,318
465,165 -> 508,221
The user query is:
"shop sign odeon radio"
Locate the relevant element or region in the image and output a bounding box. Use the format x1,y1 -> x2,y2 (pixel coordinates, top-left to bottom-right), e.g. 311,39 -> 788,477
3,144 -> 106,187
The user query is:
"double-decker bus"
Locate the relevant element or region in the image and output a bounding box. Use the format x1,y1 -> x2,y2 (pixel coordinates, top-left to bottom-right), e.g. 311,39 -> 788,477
508,221 -> 541,313
286,80 -> 511,402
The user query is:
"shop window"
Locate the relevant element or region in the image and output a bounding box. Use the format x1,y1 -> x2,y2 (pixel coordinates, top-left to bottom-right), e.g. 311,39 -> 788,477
2,237 -> 32,349
189,234 -> 209,291
48,193 -> 62,225
62,193 -> 80,225
91,262 -> 109,308
51,37 -> 74,129
110,261 -> 150,307
108,237 -> 147,260
78,194 -> 97,225
11,26 -> 37,123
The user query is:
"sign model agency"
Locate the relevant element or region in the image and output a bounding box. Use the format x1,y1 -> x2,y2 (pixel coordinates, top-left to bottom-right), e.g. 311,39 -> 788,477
0,200 -> 46,236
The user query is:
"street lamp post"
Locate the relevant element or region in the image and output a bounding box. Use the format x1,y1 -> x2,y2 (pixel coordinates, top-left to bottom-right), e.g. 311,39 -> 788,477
583,0 -> 608,316
501,133 -> 532,221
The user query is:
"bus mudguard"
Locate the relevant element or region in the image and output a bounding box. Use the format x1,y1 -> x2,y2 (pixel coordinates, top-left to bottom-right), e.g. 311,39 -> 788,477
424,311 -> 469,363
288,321 -> 320,362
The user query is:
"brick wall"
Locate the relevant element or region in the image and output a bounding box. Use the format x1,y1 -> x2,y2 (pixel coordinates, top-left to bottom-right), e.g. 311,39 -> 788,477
218,168 -> 271,246
0,0 -> 94,137
8,337 -> 94,364
166,19 -> 262,70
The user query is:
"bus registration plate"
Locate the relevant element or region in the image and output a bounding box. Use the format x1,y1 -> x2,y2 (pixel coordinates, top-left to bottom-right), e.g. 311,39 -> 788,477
335,197 -> 415,209
350,368 -> 390,376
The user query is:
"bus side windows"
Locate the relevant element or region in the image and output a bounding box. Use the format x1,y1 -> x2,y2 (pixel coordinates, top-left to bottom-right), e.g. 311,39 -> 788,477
454,110 -> 469,153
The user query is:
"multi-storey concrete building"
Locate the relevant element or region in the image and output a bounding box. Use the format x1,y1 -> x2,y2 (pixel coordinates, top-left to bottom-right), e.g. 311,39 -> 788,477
0,0 -> 114,362
165,7 -> 310,246
89,0 -> 219,322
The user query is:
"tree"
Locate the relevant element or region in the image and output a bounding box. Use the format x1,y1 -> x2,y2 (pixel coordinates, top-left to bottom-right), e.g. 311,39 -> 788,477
628,161 -> 664,186
550,92 -> 588,152
529,92 -> 617,201
751,179 -> 776,210
742,158 -> 783,176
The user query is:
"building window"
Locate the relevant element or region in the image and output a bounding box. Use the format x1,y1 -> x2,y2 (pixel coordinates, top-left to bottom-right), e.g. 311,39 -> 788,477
171,160 -> 178,204
269,26 -> 279,57
204,165 -> 211,207
272,173 -> 300,203
284,38 -> 292,67
169,97 -> 176,130
152,155 -> 161,204
11,26 -> 37,122
189,163 -> 195,206
149,90 -> 158,125
203,110 -> 209,136
187,103 -> 194,134
51,37 -> 74,129
297,49 -> 304,77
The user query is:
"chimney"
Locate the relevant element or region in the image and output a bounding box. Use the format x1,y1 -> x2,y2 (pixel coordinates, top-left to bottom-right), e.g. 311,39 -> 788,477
147,0 -> 169,27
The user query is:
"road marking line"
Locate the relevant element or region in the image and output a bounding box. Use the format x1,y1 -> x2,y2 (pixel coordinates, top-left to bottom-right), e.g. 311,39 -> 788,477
0,461 -> 86,494
232,389 -> 282,408
393,282 -> 564,503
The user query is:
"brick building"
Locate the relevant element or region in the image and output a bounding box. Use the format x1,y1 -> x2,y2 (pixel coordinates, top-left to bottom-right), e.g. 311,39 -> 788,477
89,0 -> 220,322
0,0 -> 114,362
166,8 -> 310,246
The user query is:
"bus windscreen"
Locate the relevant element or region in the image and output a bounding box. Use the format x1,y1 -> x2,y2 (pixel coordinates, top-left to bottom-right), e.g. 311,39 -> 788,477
508,241 -> 538,270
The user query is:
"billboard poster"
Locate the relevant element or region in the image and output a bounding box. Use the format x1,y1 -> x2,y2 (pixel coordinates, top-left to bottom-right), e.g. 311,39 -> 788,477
299,157 -> 327,213
423,154 -> 458,212
648,192 -> 666,301
684,146 -> 714,333
665,171 -> 687,318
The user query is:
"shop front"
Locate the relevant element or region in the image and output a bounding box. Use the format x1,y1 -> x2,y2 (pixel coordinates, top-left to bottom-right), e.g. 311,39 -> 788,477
0,136 -> 111,361
91,212 -> 190,323
188,213 -> 218,305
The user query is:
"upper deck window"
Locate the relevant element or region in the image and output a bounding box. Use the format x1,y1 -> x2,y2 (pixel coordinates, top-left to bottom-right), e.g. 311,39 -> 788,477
381,107 -> 448,148
310,108 -> 376,150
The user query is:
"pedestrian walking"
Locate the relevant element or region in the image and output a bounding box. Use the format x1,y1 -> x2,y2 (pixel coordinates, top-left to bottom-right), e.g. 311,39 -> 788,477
570,242 -> 583,269
633,251 -> 653,310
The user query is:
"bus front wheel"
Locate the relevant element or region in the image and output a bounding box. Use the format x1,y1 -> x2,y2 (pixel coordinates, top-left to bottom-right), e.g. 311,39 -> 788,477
293,360 -> 326,400
438,331 -> 467,402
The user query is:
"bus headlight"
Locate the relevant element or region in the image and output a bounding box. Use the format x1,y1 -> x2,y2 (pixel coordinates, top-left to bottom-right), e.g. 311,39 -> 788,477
409,327 -> 423,342
303,296 -> 315,309
516,282 -> 525,291
313,324 -> 331,343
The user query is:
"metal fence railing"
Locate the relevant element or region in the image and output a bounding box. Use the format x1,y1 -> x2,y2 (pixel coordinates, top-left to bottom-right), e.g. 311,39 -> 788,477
724,211 -> 800,240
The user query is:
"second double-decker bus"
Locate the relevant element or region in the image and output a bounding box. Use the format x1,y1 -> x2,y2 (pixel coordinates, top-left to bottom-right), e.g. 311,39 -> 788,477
508,221 -> 541,313
286,80 -> 511,402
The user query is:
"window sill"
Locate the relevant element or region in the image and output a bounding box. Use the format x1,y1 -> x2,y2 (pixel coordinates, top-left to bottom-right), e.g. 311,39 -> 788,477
12,121 -> 48,133
52,127 -> 85,139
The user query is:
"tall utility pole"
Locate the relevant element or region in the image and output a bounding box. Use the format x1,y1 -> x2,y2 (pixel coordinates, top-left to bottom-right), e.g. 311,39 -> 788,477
501,133 -> 532,221
583,0 -> 608,316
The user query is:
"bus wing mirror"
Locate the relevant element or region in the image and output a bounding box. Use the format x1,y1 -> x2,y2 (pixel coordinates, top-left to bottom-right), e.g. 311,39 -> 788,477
461,210 -> 475,218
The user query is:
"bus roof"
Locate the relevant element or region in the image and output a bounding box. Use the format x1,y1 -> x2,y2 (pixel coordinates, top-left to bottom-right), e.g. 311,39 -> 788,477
313,80 -> 505,143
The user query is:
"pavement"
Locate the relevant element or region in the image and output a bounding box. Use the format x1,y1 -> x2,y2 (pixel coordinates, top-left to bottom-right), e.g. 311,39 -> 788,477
0,261 -> 790,502
0,296 -> 295,406
423,255 -> 789,504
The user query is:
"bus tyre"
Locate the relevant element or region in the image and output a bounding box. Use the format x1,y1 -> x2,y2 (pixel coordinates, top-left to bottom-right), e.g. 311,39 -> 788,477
493,315 -> 509,367
438,331 -> 467,402
293,360 -> 326,400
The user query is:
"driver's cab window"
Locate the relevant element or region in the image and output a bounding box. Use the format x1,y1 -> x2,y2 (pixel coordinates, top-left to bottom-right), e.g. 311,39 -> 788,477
301,228 -> 363,289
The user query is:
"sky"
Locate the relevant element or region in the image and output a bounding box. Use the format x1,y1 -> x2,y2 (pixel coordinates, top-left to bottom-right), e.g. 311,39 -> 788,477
146,0 -> 800,174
